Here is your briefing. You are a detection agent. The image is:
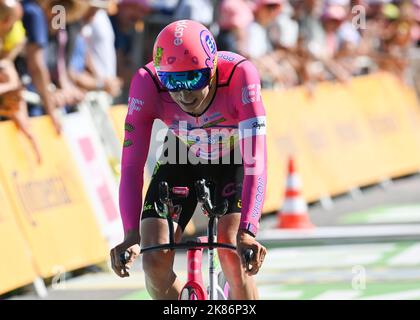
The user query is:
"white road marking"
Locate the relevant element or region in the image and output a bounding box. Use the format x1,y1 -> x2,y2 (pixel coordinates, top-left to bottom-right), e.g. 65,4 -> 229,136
388,244 -> 420,266
365,206 -> 420,223
259,284 -> 303,299
260,291 -> 303,299
265,244 -> 396,270
313,290 -> 361,300
361,289 -> 420,300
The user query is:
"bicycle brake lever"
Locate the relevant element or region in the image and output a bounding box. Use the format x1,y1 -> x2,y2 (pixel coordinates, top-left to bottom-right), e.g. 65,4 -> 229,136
159,181 -> 170,204
154,201 -> 168,218
119,251 -> 130,265
243,249 -> 254,271
195,179 -> 209,202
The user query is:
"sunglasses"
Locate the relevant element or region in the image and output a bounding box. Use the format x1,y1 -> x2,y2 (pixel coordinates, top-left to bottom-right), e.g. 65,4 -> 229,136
157,68 -> 211,92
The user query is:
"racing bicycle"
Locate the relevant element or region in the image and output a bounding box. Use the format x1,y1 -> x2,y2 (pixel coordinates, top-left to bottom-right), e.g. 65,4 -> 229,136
121,179 -> 253,300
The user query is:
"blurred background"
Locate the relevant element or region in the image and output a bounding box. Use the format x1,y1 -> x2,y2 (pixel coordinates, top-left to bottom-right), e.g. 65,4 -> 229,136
1,0 -> 420,300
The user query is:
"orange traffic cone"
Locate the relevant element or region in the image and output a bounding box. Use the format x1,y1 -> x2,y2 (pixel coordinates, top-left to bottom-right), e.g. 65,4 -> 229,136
277,157 -> 314,229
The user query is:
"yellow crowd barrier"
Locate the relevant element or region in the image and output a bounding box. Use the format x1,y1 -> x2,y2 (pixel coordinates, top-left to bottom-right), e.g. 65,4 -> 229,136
108,105 -> 128,146
264,73 -> 420,212
109,105 -> 153,199
0,172 -> 37,295
0,117 -> 108,282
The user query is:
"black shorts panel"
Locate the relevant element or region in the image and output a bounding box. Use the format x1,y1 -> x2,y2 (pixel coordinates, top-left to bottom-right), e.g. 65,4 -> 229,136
141,144 -> 244,231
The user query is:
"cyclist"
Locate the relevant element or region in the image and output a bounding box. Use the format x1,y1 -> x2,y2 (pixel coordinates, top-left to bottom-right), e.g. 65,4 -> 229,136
110,20 -> 267,300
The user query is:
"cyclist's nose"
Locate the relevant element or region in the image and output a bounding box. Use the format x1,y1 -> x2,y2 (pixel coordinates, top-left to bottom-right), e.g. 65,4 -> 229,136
180,90 -> 193,99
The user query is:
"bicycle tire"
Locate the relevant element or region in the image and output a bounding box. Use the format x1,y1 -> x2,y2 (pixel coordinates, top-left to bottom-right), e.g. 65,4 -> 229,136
179,285 -> 205,300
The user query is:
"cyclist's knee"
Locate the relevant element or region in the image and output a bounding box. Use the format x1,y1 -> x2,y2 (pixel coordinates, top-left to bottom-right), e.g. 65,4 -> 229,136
217,213 -> 240,243
142,250 -> 174,277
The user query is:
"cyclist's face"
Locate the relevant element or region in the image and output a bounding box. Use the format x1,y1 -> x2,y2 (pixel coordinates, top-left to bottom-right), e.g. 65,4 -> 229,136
169,85 -> 210,114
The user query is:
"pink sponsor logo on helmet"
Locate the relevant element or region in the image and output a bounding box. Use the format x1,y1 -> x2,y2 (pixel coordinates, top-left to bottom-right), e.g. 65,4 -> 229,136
153,20 -> 218,76
174,20 -> 188,46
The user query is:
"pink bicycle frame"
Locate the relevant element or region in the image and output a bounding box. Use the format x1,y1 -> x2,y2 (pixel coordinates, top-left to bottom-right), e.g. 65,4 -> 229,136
178,237 -> 208,300
178,235 -> 229,300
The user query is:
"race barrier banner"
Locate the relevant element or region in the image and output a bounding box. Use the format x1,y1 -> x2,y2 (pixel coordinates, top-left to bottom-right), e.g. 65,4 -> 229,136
0,170 -> 37,294
62,108 -> 123,249
0,117 -> 108,278
108,105 -> 127,146
263,72 -> 420,212
109,105 -> 156,197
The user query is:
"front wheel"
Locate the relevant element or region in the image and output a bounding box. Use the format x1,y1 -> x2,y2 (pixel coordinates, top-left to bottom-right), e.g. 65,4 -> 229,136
180,287 -> 198,300
179,283 -> 207,300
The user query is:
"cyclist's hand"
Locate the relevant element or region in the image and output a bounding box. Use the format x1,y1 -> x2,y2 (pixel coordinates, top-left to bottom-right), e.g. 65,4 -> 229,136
110,232 -> 141,278
236,230 -> 266,276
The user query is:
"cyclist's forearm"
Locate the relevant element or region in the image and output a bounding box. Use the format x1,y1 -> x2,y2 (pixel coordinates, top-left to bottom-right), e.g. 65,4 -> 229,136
239,135 -> 267,236
119,164 -> 145,234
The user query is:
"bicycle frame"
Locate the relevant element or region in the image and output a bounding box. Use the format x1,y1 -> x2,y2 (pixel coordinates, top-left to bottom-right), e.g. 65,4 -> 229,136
139,211 -> 236,300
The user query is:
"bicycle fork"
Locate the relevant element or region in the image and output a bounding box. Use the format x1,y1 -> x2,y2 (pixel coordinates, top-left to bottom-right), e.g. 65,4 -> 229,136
182,241 -> 208,300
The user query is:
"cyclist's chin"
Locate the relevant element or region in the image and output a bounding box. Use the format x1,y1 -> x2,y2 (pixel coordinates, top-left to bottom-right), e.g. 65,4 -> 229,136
179,99 -> 200,112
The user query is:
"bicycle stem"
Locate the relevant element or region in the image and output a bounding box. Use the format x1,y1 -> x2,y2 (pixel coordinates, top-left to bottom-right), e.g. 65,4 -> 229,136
167,216 -> 175,246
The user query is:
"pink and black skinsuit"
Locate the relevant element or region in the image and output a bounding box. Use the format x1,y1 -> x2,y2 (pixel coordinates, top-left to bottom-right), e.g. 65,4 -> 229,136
119,51 -> 267,237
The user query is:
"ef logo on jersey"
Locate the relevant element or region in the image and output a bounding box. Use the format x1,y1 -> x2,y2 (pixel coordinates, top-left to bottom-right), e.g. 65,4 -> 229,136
205,35 -> 216,55
242,84 -> 261,105
128,97 -> 144,115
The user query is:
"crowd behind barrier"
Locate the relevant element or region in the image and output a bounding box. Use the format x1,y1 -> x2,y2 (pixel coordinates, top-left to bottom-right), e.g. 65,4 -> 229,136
2,0 -> 420,297
1,0 -> 420,131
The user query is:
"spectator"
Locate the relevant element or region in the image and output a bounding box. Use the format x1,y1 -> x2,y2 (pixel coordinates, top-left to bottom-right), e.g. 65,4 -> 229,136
68,0 -> 122,98
411,0 -> 420,45
411,0 -> 420,95
0,0 -> 25,60
247,0 -> 299,88
216,0 -> 254,55
172,0 -> 214,27
294,0 -> 326,58
21,0 -> 89,131
359,0 -> 392,49
373,2 -> 413,82
269,2 -> 318,91
319,3 -> 357,80
111,0 -> 152,101
269,1 -> 299,50
0,0 -> 41,163
85,1 -> 117,79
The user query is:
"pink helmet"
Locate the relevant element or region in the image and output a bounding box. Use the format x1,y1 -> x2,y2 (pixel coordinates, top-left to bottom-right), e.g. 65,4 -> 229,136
153,20 -> 218,77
